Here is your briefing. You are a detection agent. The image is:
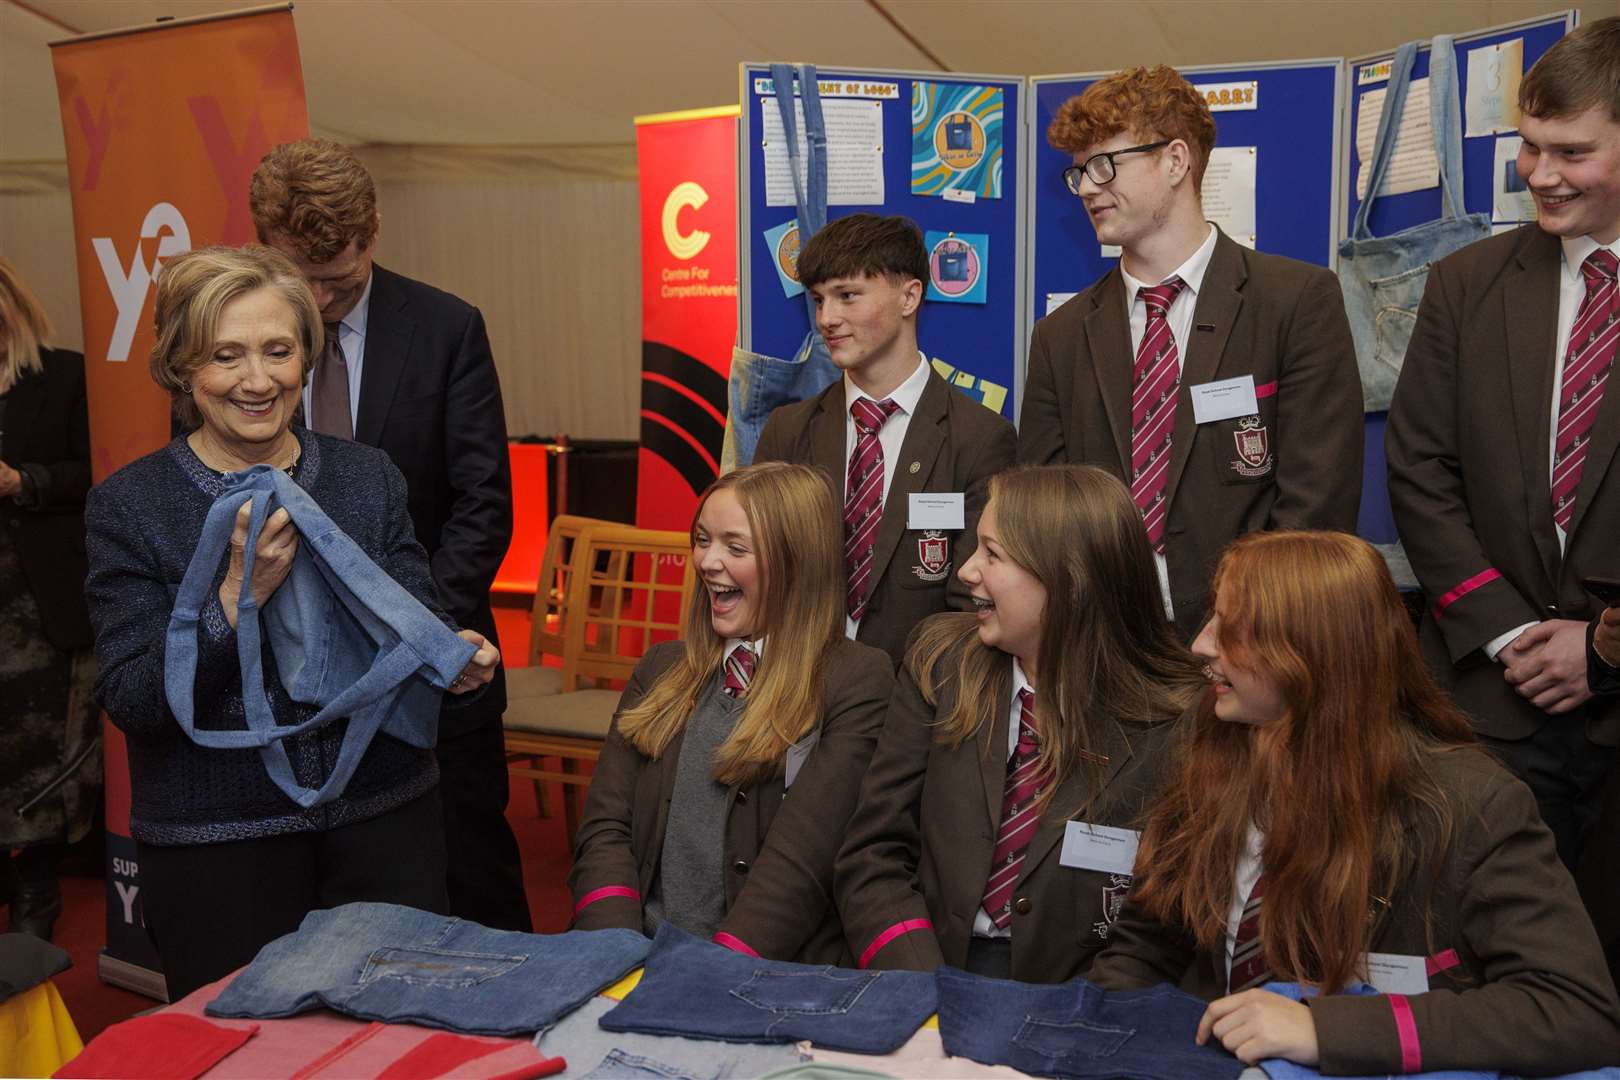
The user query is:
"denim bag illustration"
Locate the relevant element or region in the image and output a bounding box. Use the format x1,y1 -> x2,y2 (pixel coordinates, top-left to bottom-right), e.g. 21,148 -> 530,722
1338,36 -> 1491,412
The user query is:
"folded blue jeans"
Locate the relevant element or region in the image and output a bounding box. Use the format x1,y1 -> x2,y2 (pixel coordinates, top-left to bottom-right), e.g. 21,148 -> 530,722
205,901 -> 651,1037
598,924 -> 936,1054
166,465 -> 475,808
538,997 -> 807,1080
936,966 -> 1243,1080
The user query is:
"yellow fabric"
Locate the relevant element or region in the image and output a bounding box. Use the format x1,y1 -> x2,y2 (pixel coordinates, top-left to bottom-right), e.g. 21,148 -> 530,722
0,980 -> 84,1078
598,965 -> 940,1027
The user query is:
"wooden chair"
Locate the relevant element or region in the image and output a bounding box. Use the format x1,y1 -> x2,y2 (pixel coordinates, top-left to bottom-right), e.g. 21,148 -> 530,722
503,521 -> 693,848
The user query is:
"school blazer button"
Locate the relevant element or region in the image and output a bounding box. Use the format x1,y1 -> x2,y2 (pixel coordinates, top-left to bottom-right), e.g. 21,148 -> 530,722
732,859 -> 750,874
1013,896 -> 1032,915
735,789 -> 749,805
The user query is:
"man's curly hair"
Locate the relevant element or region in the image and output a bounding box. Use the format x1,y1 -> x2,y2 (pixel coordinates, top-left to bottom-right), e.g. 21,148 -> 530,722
1047,66 -> 1217,193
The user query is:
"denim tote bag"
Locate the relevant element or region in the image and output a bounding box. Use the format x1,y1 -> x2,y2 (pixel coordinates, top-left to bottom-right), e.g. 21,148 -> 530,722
726,63 -> 841,468
935,966 -> 1243,1080
165,465 -> 475,808
207,902 -> 652,1037
1338,36 -> 1491,412
598,924 -> 936,1054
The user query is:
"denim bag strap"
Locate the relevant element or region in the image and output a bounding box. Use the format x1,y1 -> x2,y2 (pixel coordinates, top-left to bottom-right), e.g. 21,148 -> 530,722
1351,36 -> 1465,241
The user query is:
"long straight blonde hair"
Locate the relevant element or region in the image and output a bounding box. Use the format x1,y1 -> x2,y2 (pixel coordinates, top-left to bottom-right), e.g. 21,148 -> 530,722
0,257 -> 52,392
616,462 -> 845,787
912,464 -> 1206,813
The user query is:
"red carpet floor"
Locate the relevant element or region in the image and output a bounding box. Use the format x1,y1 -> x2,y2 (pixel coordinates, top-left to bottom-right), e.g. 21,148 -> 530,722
33,776 -> 581,1043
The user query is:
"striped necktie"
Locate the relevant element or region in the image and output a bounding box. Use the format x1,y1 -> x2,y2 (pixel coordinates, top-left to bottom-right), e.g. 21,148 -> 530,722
721,643 -> 756,698
1227,873 -> 1271,993
980,688 -> 1044,929
845,397 -> 900,622
1552,249 -> 1619,533
1130,278 -> 1186,553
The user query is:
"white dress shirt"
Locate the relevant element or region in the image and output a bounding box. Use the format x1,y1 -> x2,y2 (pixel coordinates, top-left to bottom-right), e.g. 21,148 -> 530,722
300,270 -> 373,433
1119,224 -> 1219,620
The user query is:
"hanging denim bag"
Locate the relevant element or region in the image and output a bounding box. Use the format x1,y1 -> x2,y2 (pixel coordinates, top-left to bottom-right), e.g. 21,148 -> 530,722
726,63 -> 841,468
939,241 -> 969,282
945,114 -> 973,151
165,465 -> 475,809
1338,36 -> 1492,412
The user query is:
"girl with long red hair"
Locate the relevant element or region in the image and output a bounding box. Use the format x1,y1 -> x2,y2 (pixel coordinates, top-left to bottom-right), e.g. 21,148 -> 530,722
1090,530 -> 1620,1076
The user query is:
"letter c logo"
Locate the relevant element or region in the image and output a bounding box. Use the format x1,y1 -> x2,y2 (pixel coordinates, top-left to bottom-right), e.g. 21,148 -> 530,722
662,181 -> 710,261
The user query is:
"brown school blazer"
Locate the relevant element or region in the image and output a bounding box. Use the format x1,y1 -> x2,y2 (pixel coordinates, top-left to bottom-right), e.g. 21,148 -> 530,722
753,368 -> 1016,667
1089,748 -> 1620,1076
1387,225 -> 1620,747
569,638 -> 894,963
1019,229 -> 1363,638
835,621 -> 1183,982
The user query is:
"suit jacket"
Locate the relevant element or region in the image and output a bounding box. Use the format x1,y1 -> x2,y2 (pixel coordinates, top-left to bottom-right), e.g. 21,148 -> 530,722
569,638 -> 894,963
4,347 -> 93,651
753,368 -> 1016,666
1388,226 -> 1620,746
835,621 -> 1183,982
1019,230 -> 1363,637
1088,747 -> 1620,1076
359,265 -> 513,737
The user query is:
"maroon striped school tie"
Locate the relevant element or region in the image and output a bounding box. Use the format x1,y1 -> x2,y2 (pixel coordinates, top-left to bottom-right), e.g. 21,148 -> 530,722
845,397 -> 900,622
980,688 -> 1044,930
721,643 -> 756,698
1130,279 -> 1186,553
1227,873 -> 1271,993
1552,249 -> 1619,533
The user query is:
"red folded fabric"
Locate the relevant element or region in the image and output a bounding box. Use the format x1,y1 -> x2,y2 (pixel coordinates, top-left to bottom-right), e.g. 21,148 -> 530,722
55,1013 -> 259,1080
375,1033 -> 564,1080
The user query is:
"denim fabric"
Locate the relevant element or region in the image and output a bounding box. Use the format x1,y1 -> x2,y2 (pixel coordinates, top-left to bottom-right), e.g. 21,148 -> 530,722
166,465 -> 474,808
936,966 -> 1243,1080
535,995 -> 807,1080
205,902 -> 651,1037
597,924 -> 935,1054
727,64 -> 840,467
1338,37 -> 1492,412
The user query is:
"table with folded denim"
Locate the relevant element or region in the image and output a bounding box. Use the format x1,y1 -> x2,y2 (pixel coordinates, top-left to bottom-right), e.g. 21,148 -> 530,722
934,965 -> 1244,1080
596,924 -> 936,1054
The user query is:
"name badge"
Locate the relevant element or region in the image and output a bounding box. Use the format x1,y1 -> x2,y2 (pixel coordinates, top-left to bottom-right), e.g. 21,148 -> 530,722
1059,822 -> 1140,875
1364,952 -> 1428,996
1190,375 -> 1259,425
908,492 -> 965,530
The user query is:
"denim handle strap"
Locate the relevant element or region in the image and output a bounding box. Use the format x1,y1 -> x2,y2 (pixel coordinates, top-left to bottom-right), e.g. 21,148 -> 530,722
1352,41 -> 1419,240
1427,35 -> 1467,221
769,64 -> 839,382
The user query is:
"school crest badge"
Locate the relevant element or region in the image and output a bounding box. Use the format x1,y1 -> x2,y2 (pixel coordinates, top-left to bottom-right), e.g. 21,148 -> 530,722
913,530 -> 951,582
1093,873 -> 1134,939
1230,415 -> 1273,478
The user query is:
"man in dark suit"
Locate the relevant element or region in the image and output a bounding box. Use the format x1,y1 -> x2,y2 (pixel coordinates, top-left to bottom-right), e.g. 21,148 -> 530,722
753,214 -> 1016,667
250,140 -> 530,931
1021,66 -> 1362,638
1388,16 -> 1620,902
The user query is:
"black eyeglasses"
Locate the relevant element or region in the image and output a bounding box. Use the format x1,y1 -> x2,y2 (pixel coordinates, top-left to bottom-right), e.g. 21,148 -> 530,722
1062,140 -> 1171,193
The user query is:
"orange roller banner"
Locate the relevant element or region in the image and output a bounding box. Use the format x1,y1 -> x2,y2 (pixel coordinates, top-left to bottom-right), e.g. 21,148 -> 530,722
50,3 -> 308,996
51,3 -> 309,484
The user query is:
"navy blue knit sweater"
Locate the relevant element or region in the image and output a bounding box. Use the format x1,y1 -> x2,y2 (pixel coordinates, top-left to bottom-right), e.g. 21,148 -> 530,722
85,428 -> 446,845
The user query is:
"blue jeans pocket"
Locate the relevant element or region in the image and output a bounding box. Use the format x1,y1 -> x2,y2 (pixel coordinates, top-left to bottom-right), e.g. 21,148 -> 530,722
730,967 -> 878,1015
1369,263 -> 1429,383
581,1050 -> 705,1080
1013,1015 -> 1135,1061
358,945 -> 528,988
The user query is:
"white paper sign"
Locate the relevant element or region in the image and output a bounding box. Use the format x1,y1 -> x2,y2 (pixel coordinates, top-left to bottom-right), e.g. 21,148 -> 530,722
1493,135 -> 1537,223
762,98 -> 885,208
754,77 -> 899,100
1201,146 -> 1257,249
942,187 -> 976,205
1190,375 -> 1259,425
1365,952 -> 1429,996
1465,38 -> 1523,137
1045,292 -> 1077,316
908,492 -> 964,530
1356,80 -> 1440,200
1192,80 -> 1258,112
1100,243 -> 1122,259
1060,822 -> 1140,875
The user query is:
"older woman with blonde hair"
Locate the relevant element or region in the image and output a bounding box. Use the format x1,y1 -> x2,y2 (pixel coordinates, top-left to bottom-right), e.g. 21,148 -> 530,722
84,244 -> 499,998
571,461 -> 894,962
0,257 -> 99,941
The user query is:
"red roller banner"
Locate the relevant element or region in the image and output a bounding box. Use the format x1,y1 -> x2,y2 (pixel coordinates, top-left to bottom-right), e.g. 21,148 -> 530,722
634,107 -> 739,532
51,3 -> 309,997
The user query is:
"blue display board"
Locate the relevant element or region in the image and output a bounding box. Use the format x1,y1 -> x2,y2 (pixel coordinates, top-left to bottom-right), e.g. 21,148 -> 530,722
1343,11 -> 1575,241
1028,59 -> 1345,335
739,64 -> 1026,420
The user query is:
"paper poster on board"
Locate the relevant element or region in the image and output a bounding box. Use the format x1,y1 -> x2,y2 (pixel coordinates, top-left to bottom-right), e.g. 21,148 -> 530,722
762,97 -> 885,207
1492,136 -> 1537,223
925,230 -> 988,304
762,219 -> 804,297
1466,38 -> 1524,137
912,82 -> 1004,200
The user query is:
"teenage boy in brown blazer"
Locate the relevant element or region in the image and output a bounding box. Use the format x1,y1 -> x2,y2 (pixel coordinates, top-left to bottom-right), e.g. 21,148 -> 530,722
1020,66 -> 1362,639
1386,20 -> 1620,891
754,214 -> 1017,667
